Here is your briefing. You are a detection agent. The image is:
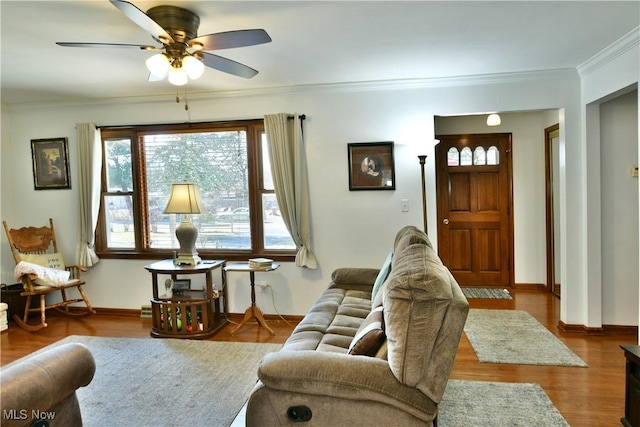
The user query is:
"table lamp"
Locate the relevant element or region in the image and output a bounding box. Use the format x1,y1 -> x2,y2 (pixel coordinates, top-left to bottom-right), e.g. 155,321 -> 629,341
164,182 -> 205,265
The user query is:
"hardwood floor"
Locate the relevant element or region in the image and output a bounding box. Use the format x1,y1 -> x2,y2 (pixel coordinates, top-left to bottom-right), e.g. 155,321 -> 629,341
1,289 -> 635,426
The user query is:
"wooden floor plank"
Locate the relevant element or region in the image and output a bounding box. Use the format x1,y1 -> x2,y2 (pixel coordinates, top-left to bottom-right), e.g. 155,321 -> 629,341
1,289 -> 635,426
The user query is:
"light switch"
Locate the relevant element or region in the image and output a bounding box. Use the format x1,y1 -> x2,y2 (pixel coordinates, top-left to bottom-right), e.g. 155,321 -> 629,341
401,199 -> 409,212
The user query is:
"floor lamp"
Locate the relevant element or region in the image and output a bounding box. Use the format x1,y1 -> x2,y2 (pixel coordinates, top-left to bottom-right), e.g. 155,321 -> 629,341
418,155 -> 428,234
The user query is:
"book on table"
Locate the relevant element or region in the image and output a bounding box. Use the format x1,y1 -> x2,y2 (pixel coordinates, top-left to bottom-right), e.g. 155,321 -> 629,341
248,258 -> 273,268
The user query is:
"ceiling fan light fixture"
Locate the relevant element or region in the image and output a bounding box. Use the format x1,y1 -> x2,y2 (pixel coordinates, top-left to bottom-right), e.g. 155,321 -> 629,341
168,65 -> 188,86
146,53 -> 170,78
182,55 -> 205,80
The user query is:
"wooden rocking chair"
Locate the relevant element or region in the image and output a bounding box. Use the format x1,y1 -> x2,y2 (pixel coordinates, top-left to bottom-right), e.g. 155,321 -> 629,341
3,218 -> 95,331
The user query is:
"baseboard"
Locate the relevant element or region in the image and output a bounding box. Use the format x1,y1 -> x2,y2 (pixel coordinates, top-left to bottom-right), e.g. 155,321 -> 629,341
226,312 -> 304,323
558,320 -> 637,336
513,283 -> 546,291
58,307 -> 306,322
47,307 -> 142,317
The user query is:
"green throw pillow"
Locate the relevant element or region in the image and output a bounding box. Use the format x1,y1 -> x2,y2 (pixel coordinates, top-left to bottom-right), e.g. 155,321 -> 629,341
371,251 -> 392,308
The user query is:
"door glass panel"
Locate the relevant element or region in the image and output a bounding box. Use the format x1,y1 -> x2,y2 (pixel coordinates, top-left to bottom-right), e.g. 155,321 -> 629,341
474,147 -> 486,165
447,147 -> 459,166
487,146 -> 500,165
460,147 -> 472,166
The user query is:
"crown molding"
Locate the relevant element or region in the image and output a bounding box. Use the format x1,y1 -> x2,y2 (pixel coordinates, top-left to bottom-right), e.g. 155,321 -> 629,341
6,68 -> 577,110
577,26 -> 640,77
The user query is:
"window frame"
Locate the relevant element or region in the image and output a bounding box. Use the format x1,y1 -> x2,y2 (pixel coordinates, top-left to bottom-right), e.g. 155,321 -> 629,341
95,119 -> 296,262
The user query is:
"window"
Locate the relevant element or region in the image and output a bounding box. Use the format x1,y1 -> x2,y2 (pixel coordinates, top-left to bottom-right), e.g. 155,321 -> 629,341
97,120 -> 296,260
447,145 -> 500,167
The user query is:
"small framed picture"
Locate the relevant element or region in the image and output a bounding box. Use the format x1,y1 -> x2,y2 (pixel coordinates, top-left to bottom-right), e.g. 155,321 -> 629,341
347,141 -> 395,191
172,279 -> 191,291
31,137 -> 71,190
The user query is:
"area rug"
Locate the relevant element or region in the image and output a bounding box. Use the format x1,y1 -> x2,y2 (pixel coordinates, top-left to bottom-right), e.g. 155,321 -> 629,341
461,287 -> 513,299
17,335 -> 281,427
464,309 -> 587,367
438,380 -> 569,426
231,379 -> 568,426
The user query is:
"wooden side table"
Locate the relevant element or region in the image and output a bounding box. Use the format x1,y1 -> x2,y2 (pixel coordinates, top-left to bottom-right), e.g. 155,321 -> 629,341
223,262 -> 280,336
145,259 -> 227,339
622,344 -> 640,427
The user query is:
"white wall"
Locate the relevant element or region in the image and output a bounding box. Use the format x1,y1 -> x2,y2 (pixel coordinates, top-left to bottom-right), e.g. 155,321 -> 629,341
600,90 -> 639,326
0,72 -> 580,316
577,27 -> 639,330
1,48 -> 638,329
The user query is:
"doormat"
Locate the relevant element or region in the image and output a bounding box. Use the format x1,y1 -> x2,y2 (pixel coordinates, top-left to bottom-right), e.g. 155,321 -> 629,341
461,287 -> 513,299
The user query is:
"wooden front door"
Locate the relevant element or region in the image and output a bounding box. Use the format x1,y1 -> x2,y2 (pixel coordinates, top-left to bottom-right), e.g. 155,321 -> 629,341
435,134 -> 513,287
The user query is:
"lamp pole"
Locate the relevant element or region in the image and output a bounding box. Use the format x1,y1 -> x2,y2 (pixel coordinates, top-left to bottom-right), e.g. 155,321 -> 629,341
418,155 -> 428,234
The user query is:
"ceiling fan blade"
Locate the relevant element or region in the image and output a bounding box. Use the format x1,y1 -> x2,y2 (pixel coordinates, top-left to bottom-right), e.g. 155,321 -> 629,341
190,29 -> 272,51
56,42 -> 157,50
200,52 -> 259,79
109,0 -> 174,44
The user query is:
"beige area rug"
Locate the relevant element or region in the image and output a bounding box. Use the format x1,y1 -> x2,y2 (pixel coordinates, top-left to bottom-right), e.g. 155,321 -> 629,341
439,380 -> 569,426
232,379 -> 568,426
17,335 -> 281,427
464,309 -> 587,367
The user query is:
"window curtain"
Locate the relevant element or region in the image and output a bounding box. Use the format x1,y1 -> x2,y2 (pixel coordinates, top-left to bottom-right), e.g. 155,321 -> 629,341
76,123 -> 102,267
264,113 -> 317,269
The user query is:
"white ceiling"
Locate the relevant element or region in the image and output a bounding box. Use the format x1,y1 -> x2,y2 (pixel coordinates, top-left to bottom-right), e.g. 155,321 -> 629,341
1,1 -> 638,106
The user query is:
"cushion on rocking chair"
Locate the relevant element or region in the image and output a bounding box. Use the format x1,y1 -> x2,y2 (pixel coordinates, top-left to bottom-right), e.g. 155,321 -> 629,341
14,261 -> 71,288
19,252 -> 65,270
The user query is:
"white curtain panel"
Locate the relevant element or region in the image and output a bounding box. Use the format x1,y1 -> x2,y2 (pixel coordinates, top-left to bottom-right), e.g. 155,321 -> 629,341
75,123 -> 102,267
264,113 -> 317,269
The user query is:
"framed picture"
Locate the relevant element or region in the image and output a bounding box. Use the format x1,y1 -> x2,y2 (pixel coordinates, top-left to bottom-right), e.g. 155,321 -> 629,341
172,279 -> 191,295
31,137 -> 71,190
347,141 -> 395,191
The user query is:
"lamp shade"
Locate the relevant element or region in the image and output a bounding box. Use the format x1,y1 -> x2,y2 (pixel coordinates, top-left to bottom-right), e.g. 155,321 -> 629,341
486,113 -> 502,126
146,53 -> 170,79
182,55 -> 205,80
168,65 -> 188,86
164,183 -> 204,214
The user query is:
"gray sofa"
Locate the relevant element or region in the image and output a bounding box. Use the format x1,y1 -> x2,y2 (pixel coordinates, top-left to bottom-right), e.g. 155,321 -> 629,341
0,343 -> 96,427
246,225 -> 469,426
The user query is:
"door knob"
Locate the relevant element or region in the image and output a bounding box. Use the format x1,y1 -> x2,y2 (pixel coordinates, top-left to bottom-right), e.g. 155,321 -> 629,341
443,218 -> 449,225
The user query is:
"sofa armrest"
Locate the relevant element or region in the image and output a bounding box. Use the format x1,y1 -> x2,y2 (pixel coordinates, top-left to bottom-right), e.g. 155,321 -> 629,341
1,343 -> 96,427
331,268 -> 380,286
255,350 -> 436,418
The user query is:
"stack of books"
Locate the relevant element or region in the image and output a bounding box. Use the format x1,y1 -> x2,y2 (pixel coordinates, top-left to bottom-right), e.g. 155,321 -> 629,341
249,258 -> 273,269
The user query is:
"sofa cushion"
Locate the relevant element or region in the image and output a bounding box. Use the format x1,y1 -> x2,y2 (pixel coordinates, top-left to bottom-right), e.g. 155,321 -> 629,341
382,234 -> 460,403
348,305 -> 385,356
371,251 -> 393,308
393,225 -> 432,254
283,287 -> 371,353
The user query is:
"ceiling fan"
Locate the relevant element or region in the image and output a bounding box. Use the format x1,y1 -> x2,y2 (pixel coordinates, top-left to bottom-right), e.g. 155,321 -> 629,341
56,0 -> 272,86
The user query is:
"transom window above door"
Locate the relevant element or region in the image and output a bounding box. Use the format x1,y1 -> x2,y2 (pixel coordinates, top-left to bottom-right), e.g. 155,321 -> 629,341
447,146 -> 500,166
